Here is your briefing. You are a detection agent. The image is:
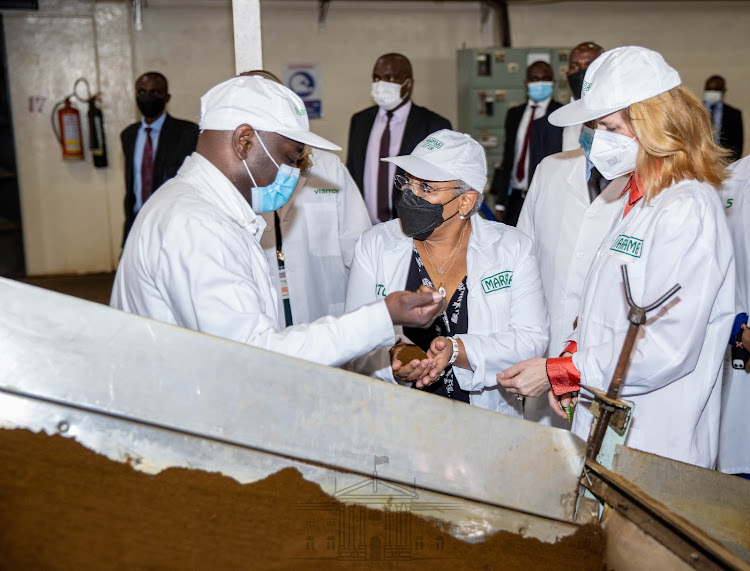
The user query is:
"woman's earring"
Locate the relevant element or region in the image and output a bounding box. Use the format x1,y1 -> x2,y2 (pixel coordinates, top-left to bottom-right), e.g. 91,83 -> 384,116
459,213 -> 466,220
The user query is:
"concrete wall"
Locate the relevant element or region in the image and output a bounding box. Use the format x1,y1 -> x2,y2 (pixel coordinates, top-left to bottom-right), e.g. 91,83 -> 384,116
259,1 -> 496,154
1,0 -> 749,275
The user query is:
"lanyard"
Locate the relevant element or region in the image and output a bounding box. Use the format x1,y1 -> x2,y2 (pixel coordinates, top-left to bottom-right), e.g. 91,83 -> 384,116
274,212 -> 293,327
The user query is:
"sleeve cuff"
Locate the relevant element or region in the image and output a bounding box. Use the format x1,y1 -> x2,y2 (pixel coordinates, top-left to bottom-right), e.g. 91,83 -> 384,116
546,357 -> 581,396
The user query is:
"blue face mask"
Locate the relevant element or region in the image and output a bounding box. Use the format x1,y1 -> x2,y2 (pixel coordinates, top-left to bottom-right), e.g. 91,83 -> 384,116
527,81 -> 554,102
243,133 -> 301,213
579,125 -> 594,159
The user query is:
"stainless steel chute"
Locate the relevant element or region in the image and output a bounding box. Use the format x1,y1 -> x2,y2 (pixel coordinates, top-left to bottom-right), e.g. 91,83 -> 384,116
0,278 -> 747,569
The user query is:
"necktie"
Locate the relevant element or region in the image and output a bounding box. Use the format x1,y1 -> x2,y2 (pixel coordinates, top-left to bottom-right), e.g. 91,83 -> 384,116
141,127 -> 154,203
588,167 -> 605,203
377,111 -> 394,222
515,105 -> 538,183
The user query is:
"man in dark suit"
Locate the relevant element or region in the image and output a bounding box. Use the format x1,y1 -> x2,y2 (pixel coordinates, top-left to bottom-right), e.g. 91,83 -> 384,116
490,61 -> 562,226
704,75 -> 743,162
121,72 -> 198,245
346,53 -> 451,223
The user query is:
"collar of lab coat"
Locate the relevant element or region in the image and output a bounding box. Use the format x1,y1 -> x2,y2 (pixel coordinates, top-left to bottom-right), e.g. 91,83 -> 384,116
182,152 -> 266,240
377,215 -> 506,296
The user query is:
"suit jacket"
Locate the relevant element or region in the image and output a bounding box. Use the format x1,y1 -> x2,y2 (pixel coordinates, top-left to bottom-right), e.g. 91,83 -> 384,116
121,114 -> 199,244
346,103 -> 451,218
719,103 -> 744,162
490,100 -> 563,205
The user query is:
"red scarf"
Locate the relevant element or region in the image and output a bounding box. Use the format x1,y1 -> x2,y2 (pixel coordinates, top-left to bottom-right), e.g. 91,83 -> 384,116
621,174 -> 644,217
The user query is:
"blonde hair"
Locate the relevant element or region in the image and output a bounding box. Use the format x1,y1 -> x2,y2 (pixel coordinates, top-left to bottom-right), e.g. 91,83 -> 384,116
622,86 -> 729,200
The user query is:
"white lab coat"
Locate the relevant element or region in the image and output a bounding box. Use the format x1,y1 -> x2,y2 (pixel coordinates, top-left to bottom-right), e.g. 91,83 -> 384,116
568,179 -> 735,468
111,153 -> 394,367
344,216 -> 550,416
518,150 -> 628,426
260,149 -> 371,323
717,156 -> 750,474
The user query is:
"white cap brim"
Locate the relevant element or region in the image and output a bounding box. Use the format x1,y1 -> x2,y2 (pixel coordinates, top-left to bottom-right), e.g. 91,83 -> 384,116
381,155 -> 457,182
276,127 -> 341,151
547,99 -> 626,127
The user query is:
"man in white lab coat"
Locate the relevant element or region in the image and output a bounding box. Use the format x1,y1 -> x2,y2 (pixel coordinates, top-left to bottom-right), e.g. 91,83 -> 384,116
111,76 -> 446,370
260,147 -> 371,324
517,150 -> 627,427
717,156 -> 750,476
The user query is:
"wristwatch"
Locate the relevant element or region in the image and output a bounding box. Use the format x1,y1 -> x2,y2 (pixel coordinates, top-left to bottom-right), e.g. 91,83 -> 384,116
447,336 -> 459,366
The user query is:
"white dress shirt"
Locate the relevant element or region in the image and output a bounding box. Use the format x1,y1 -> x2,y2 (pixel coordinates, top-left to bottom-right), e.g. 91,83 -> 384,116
363,101 -> 412,223
510,96 -> 551,190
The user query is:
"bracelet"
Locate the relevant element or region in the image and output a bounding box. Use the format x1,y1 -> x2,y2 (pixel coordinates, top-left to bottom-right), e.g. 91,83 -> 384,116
447,336 -> 459,366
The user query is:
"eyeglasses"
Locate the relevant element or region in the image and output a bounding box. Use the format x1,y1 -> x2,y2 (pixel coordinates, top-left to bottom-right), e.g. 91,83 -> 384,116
394,175 -> 461,196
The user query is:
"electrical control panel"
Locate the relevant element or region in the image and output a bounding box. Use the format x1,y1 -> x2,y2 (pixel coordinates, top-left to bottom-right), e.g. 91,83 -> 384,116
457,47 -> 572,177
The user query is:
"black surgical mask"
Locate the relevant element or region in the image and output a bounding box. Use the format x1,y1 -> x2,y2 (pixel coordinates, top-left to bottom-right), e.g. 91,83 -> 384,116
395,189 -> 458,241
567,68 -> 587,100
136,94 -> 166,118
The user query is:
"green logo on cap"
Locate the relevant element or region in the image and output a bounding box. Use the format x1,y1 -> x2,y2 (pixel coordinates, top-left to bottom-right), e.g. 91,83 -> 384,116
582,80 -> 592,93
421,137 -> 444,151
296,108 -> 306,116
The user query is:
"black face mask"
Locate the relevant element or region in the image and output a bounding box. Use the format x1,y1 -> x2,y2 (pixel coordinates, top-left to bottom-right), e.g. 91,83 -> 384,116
136,94 -> 166,118
395,189 -> 458,241
567,68 -> 587,100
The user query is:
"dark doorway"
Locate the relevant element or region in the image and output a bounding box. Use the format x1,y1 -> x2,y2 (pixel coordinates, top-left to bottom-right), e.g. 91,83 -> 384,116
0,14 -> 25,276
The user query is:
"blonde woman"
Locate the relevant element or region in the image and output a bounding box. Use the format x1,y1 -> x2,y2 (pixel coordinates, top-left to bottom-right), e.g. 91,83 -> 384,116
498,47 -> 734,468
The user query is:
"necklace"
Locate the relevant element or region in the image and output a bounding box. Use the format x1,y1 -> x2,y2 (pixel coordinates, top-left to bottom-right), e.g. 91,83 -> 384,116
422,220 -> 469,297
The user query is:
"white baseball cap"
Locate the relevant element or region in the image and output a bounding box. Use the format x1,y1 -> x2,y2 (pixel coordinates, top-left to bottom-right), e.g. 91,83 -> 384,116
382,129 -> 487,191
548,46 -> 681,127
199,76 -> 341,151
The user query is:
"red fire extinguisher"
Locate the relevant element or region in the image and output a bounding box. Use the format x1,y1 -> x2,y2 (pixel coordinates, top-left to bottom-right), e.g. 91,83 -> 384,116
51,96 -> 85,162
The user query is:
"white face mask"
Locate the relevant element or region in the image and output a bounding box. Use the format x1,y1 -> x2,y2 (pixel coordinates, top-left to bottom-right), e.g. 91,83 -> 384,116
371,80 -> 408,111
704,90 -> 723,105
584,127 -> 639,180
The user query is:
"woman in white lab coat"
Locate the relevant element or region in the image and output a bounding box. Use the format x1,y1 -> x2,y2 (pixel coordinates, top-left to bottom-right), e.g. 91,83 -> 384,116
498,47 -> 735,468
345,130 -> 549,416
